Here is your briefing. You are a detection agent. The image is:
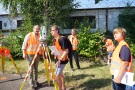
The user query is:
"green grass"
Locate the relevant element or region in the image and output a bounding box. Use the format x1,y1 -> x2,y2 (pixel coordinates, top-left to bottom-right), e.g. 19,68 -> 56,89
0,58 -> 135,90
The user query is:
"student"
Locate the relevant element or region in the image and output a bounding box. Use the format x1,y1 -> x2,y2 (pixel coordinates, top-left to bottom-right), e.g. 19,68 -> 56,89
103,38 -> 115,65
110,27 -> 133,90
68,28 -> 80,70
50,25 -> 68,90
22,25 -> 41,90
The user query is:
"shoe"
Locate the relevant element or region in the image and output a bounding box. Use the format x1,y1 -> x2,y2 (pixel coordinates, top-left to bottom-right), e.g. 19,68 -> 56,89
37,82 -> 41,87
31,86 -> 35,90
71,68 -> 74,71
78,67 -> 81,69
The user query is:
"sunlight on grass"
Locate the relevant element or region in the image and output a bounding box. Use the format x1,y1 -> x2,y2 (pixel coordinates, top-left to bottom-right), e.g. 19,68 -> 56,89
63,61 -> 112,90
0,58 -> 135,90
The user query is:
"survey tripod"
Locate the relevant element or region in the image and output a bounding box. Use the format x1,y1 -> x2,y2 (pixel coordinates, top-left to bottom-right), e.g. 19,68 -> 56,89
20,35 -> 58,90
0,36 -> 22,78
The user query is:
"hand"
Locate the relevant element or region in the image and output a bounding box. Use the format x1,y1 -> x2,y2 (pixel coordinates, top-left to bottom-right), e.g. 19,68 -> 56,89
108,56 -> 111,60
23,53 -> 27,60
56,60 -> 61,67
113,76 -> 121,84
51,51 -> 55,55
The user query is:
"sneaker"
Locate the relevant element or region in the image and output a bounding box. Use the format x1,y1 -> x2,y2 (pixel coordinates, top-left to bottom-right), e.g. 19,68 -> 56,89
106,60 -> 110,65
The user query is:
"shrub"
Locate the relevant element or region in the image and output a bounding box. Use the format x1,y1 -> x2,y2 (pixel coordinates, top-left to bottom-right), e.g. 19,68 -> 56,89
77,21 -> 105,62
3,29 -> 29,58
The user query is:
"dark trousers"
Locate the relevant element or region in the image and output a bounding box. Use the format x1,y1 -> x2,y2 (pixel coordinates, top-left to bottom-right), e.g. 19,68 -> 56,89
112,75 -> 126,90
68,50 -> 80,69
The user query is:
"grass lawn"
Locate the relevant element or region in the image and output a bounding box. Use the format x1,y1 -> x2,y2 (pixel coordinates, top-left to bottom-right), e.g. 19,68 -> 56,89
0,58 -> 135,90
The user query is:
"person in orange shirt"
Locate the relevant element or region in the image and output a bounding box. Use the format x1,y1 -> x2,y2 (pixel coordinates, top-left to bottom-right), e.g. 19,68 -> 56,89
50,25 -> 68,90
68,28 -> 80,70
22,25 -> 41,90
103,38 -> 115,65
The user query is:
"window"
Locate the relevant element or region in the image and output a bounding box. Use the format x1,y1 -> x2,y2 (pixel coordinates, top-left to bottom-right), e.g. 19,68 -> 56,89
0,21 -> 2,29
17,20 -> 24,27
64,16 -> 96,29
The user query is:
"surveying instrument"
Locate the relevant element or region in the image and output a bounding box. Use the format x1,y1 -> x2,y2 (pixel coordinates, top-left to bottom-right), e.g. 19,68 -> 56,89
0,34 -> 22,78
20,26 -> 59,90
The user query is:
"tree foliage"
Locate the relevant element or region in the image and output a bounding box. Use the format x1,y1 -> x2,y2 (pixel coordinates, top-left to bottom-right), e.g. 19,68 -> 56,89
118,5 -> 135,56
0,0 -> 79,58
95,0 -> 102,4
0,0 -> 79,26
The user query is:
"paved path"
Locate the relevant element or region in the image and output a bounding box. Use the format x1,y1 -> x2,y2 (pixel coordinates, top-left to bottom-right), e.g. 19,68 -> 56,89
0,73 -> 55,90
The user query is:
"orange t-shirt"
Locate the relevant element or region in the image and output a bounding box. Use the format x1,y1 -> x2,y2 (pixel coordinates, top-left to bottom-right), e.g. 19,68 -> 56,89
104,39 -> 115,52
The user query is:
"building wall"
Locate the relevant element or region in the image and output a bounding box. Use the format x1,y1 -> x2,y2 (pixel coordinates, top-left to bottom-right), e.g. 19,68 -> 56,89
108,9 -> 121,31
0,15 -> 23,30
71,9 -> 123,32
0,8 -> 134,35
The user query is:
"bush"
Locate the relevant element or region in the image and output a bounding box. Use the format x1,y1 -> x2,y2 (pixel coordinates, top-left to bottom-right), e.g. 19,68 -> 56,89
77,21 -> 105,62
3,21 -> 33,58
3,29 -> 29,58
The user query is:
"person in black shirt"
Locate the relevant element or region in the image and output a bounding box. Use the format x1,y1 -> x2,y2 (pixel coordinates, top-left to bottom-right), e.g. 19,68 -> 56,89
50,25 -> 68,90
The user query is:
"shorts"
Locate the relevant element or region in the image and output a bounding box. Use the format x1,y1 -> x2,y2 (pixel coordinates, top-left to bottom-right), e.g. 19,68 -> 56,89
55,64 -> 66,76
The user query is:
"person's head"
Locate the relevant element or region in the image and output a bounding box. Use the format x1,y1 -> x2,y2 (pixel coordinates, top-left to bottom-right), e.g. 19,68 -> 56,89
33,25 -> 40,35
103,38 -> 107,42
50,25 -> 60,37
113,27 -> 126,42
71,28 -> 77,36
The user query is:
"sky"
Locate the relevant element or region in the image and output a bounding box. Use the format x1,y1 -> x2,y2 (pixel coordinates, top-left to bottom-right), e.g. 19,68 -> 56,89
75,0 -> 135,9
0,0 -> 135,14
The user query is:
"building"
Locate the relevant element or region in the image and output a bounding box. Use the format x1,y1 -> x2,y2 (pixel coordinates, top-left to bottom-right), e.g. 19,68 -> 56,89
0,0 -> 135,35
62,0 -> 135,34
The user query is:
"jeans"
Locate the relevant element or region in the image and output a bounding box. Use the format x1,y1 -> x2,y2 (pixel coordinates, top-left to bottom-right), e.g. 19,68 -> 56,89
27,54 -> 40,87
112,75 -> 126,90
126,85 -> 132,90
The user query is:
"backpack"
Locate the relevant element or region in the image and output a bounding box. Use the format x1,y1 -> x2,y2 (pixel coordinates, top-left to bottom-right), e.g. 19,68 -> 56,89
58,36 -> 73,55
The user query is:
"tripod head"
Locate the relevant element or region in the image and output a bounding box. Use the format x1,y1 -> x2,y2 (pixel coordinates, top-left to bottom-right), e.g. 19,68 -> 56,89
40,26 -> 47,46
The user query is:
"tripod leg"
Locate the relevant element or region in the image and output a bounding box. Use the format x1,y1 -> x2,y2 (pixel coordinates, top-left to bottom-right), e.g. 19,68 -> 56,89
9,56 -> 22,78
42,45 -> 51,86
44,58 -> 50,86
1,53 -> 5,73
46,46 -> 59,90
20,56 -> 37,90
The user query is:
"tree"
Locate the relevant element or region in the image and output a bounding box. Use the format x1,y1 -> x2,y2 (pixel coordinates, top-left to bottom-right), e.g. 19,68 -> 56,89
0,0 -> 79,27
95,0 -> 102,4
0,0 -> 80,57
118,4 -> 135,56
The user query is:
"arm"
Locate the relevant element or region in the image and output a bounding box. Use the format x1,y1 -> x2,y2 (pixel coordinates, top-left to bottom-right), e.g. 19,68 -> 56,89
114,45 -> 130,83
56,48 -> 68,67
22,33 -> 30,59
56,37 -> 69,67
114,61 -> 128,83
76,36 -> 79,44
59,48 -> 69,60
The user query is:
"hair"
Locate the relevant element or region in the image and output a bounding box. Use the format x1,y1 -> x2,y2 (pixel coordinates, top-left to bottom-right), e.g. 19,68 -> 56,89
50,25 -> 60,34
102,38 -> 107,42
33,25 -> 40,29
72,28 -> 77,33
113,27 -> 126,38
